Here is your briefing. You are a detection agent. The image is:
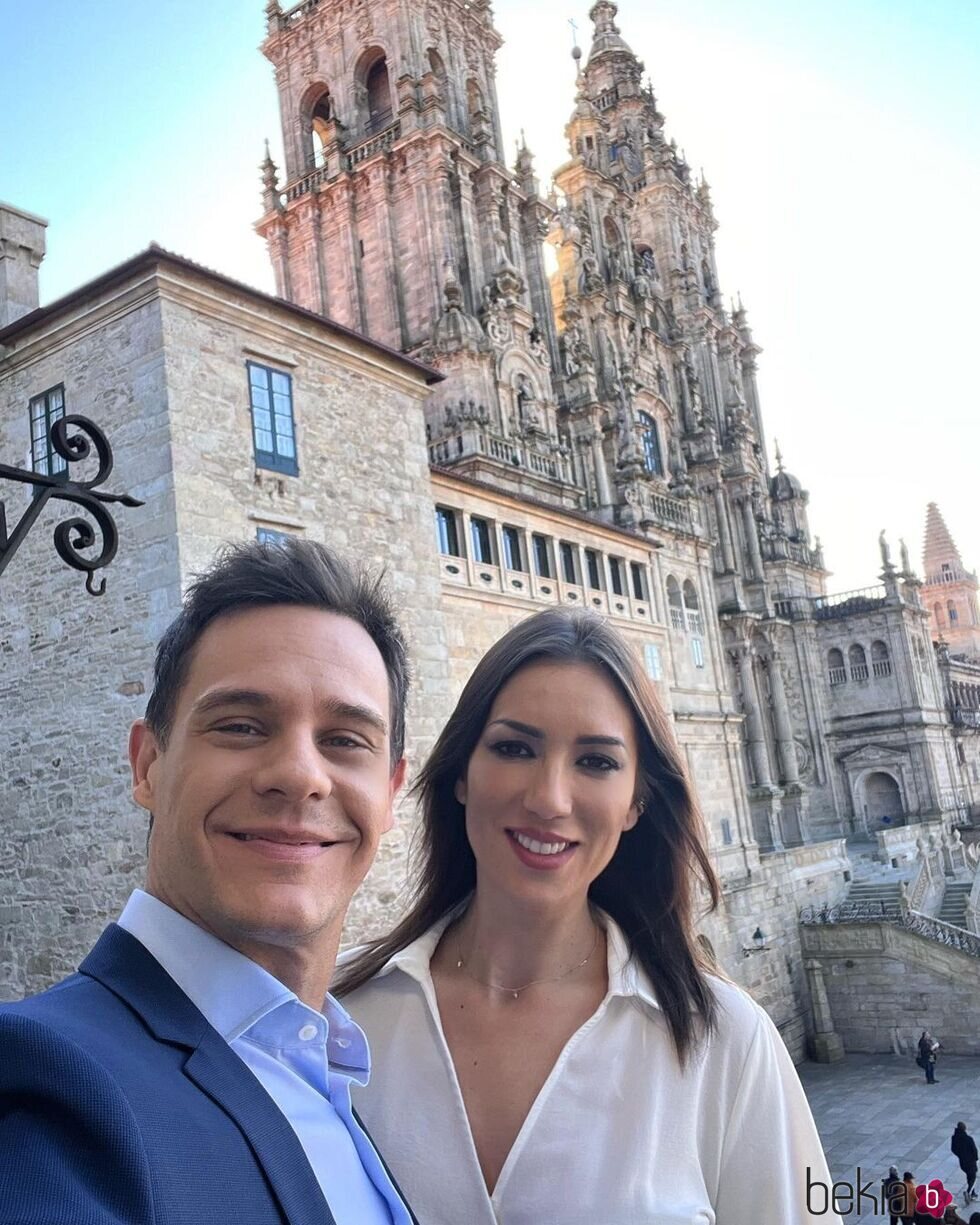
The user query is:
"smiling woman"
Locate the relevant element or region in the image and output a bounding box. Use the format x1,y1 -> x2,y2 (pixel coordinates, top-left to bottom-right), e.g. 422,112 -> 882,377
337,607 -> 840,1225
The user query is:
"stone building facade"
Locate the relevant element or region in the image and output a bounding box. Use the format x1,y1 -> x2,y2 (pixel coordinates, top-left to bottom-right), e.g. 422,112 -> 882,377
2,3 -> 979,1057
0,234 -> 448,997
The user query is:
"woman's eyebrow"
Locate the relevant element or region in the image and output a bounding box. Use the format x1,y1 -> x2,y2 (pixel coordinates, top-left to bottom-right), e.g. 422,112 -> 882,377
487,718 -> 542,738
487,720 -> 626,750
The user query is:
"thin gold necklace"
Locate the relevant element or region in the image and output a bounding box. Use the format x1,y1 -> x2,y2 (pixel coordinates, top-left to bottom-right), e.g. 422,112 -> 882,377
455,923 -> 600,1000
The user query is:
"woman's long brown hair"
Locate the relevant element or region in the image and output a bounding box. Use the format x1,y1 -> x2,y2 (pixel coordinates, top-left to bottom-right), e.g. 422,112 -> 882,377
335,607 -> 721,1062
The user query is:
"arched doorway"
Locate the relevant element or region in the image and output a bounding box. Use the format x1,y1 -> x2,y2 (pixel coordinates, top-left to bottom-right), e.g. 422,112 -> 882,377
863,771 -> 903,829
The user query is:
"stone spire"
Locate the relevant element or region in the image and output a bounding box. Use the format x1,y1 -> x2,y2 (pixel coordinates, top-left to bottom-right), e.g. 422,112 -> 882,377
582,1 -> 645,98
920,503 -> 980,654
922,502 -> 965,582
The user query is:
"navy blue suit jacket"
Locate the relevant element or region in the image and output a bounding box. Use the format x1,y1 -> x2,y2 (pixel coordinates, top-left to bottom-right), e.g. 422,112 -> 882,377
0,924 -> 415,1225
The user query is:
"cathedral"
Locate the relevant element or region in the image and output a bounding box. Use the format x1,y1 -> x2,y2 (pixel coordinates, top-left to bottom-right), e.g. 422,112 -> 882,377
255,0 -> 979,851
1,0 -> 978,1056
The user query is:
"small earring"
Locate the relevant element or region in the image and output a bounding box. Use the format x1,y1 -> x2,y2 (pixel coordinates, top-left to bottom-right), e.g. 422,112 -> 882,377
636,798 -> 646,816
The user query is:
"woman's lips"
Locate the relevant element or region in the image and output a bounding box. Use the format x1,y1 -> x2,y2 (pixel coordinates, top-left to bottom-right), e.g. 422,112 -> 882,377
506,829 -> 577,870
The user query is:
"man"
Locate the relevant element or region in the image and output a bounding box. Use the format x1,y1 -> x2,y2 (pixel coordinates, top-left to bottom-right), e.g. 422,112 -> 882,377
0,540 -> 415,1224
883,1164 -> 903,1225
953,1122 -> 979,1204
918,1029 -> 940,1083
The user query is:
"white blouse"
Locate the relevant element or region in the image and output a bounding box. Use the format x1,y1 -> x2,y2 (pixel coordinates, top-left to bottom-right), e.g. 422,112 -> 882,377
343,913 -> 841,1225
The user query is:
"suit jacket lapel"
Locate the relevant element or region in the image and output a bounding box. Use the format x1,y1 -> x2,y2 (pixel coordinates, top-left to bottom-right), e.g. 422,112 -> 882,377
81,925 -> 336,1225
184,1035 -> 336,1225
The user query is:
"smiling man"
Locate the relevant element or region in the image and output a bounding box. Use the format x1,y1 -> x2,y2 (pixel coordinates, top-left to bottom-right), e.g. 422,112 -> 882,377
0,540 -> 416,1225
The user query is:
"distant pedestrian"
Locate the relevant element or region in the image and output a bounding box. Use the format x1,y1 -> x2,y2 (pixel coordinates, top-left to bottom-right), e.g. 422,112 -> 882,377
898,1171 -> 917,1224
953,1122 -> 979,1203
918,1030 -> 940,1083
882,1164 -> 903,1225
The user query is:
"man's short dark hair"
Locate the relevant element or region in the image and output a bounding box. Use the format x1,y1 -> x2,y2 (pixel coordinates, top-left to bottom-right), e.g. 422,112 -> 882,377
144,539 -> 409,766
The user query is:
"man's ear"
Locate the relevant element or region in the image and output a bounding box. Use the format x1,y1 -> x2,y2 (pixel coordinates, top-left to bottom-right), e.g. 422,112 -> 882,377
129,720 -> 161,813
382,756 -> 408,834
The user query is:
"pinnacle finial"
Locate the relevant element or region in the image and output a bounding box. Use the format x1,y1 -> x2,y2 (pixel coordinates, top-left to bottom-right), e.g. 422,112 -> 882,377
774,439 -> 784,472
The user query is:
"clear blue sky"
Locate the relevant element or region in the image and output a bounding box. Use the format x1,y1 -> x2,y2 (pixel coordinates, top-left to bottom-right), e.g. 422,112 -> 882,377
3,1 -> 979,592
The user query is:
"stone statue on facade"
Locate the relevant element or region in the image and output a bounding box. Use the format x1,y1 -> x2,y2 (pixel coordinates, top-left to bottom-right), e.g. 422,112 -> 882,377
879,530 -> 894,571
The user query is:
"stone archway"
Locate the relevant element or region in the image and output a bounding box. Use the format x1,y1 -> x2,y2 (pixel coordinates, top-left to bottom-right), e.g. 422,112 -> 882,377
862,770 -> 903,829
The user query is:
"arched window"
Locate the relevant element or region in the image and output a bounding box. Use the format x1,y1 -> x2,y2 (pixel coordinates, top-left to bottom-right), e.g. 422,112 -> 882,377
635,245 -> 657,279
309,87 -> 333,167
934,602 -> 945,628
871,639 -> 891,678
948,599 -> 959,625
848,643 -> 869,681
365,55 -> 392,133
828,648 -> 846,686
682,579 -> 703,633
666,575 -> 684,630
638,412 -> 662,476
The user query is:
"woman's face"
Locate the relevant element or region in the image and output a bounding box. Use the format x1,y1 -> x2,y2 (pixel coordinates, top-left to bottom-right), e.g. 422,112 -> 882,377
456,659 -> 641,908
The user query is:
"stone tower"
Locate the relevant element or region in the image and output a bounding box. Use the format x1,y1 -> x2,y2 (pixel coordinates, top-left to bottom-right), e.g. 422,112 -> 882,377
256,0 -> 838,850
921,502 -> 980,654
256,0 -> 574,504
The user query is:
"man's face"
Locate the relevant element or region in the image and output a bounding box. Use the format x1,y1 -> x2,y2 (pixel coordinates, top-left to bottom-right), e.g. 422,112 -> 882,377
130,606 -> 405,966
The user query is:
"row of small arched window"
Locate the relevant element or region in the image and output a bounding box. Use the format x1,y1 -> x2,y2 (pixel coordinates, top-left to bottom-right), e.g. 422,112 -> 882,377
827,641 -> 891,686
306,49 -> 490,167
665,575 -> 703,633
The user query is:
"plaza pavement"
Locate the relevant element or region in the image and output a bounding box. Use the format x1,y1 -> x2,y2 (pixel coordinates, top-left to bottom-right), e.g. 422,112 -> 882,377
800,1053 -> 980,1219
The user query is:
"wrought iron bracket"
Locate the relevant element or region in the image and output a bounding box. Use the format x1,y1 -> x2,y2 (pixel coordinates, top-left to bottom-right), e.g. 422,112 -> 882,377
0,415 -> 144,596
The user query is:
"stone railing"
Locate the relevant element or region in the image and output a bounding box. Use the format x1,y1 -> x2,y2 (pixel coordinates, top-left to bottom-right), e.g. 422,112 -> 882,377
800,904 -> 980,959
642,489 -> 694,535
429,427 -> 572,485
346,122 -> 400,170
284,164 -> 332,202
812,584 -> 888,621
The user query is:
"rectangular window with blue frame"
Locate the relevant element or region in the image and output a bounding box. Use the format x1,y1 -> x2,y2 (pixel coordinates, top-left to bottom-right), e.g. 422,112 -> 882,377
256,527 -> 290,546
29,384 -> 68,480
435,506 -> 460,556
247,362 -> 297,476
502,526 -> 524,572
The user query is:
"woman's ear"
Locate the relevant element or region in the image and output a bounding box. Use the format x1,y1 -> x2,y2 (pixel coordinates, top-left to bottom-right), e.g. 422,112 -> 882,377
624,796 -> 645,832
454,778 -> 467,807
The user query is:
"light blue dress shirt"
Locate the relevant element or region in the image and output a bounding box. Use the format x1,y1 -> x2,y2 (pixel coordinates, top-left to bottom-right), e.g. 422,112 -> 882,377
118,890 -> 409,1225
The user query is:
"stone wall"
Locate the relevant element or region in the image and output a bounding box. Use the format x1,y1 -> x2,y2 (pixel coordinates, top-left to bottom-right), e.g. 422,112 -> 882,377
0,289 -> 181,999
801,922 -> 980,1054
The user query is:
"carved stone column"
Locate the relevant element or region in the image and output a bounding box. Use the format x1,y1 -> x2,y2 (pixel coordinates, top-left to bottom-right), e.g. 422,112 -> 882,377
590,428 -> 612,507
713,485 -> 737,573
805,959 -> 845,1063
735,645 -> 773,788
740,496 -> 765,580
766,650 -> 800,785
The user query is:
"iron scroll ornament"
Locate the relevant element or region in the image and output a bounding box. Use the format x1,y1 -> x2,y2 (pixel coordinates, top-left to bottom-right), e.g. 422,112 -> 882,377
0,415 -> 144,596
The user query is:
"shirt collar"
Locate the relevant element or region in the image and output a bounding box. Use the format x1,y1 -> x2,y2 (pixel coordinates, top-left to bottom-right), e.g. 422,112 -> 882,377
117,889 -> 365,1057
373,903 -> 662,1013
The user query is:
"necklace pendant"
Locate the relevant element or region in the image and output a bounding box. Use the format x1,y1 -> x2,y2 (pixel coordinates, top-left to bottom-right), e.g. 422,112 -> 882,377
456,958 -> 463,968
513,990 -> 520,1000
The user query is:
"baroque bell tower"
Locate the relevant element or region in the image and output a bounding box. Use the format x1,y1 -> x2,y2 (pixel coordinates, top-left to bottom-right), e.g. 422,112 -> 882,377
257,0 -> 576,503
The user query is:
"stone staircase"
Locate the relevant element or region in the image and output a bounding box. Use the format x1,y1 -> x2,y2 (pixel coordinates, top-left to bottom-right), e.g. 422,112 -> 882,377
838,880 -> 903,921
938,882 -> 972,929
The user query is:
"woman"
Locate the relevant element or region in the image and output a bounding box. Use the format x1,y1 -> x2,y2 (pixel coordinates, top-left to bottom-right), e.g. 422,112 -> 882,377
337,608 -> 838,1224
